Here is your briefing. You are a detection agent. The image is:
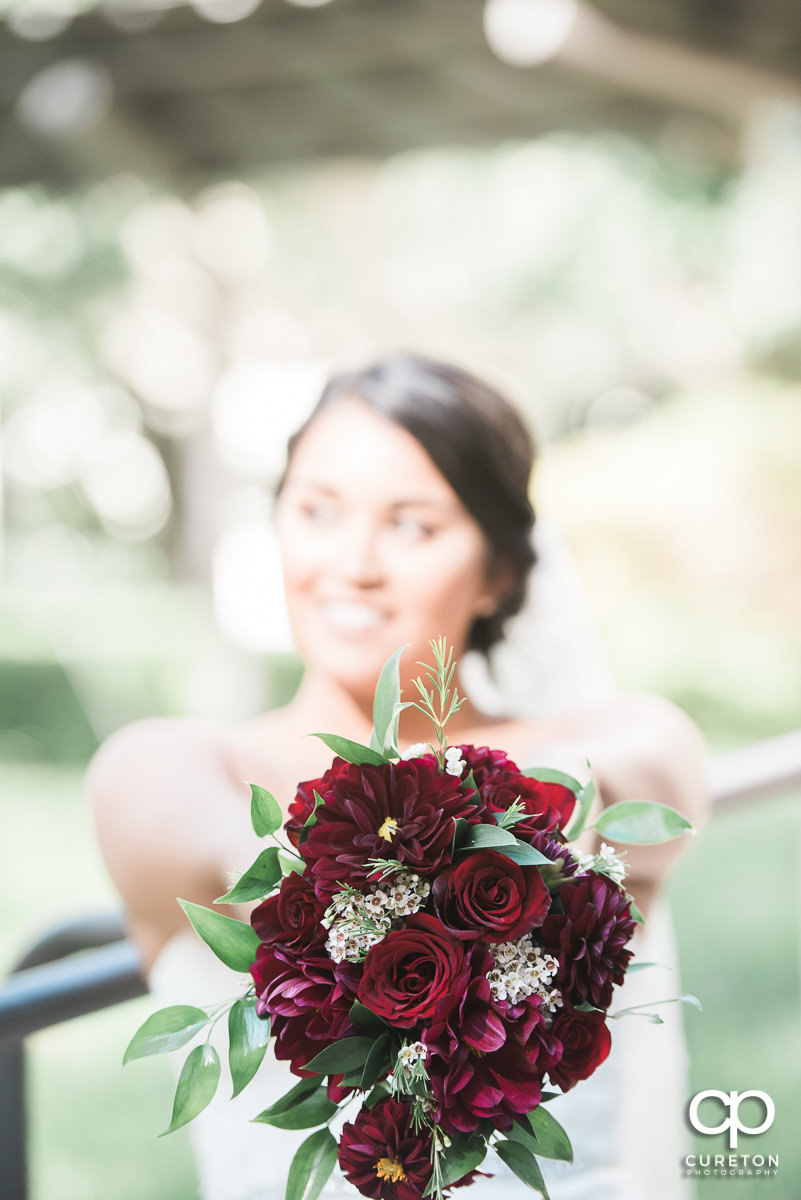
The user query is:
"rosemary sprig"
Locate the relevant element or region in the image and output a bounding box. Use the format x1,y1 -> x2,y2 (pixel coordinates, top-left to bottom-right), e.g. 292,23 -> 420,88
411,636 -> 465,770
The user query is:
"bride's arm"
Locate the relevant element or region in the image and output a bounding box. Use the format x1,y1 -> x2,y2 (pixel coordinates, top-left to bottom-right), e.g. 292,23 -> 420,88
87,718 -> 254,975
579,693 -> 710,918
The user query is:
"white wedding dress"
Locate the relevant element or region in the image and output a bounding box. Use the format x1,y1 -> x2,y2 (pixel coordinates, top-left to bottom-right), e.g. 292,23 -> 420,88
148,521 -> 695,1200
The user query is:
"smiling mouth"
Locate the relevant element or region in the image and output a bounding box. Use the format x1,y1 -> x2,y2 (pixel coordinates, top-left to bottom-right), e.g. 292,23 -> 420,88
321,602 -> 389,632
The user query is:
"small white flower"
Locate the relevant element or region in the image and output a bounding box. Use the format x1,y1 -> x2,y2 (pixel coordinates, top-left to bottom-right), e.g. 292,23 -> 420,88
486,934 -> 562,1013
397,1041 -> 427,1067
444,745 -> 466,776
401,742 -> 430,760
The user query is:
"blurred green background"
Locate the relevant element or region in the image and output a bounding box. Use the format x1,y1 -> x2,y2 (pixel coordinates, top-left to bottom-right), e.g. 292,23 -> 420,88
2,1 -> 801,1197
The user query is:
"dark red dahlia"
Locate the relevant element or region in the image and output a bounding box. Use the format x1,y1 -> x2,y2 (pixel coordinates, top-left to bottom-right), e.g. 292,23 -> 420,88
432,849 -> 550,941
300,759 -> 480,900
541,873 -> 636,1009
250,871 -> 326,955
249,944 -> 355,1074
338,1097 -> 433,1200
547,1008 -> 611,1091
284,756 -> 352,848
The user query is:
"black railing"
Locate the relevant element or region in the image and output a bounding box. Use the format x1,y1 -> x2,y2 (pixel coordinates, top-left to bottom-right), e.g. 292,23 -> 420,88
2,728 -> 800,1200
0,913 -> 147,1200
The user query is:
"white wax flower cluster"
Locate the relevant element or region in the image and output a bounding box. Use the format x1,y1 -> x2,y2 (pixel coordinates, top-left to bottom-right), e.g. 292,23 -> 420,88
323,872 -> 432,964
397,1041 -> 427,1068
576,841 -> 628,885
486,934 -> 562,1012
444,745 -> 466,776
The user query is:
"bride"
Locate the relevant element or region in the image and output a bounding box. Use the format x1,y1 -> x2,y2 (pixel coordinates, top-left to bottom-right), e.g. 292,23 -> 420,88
89,351 -> 708,1200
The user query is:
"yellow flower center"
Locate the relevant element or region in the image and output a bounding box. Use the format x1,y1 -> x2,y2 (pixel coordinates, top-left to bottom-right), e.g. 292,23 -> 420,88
468,1045 -> 487,1058
377,815 -> 400,841
374,1156 -> 407,1183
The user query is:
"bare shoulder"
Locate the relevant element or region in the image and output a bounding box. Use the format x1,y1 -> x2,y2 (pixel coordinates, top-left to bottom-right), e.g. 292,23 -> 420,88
87,717 -> 250,969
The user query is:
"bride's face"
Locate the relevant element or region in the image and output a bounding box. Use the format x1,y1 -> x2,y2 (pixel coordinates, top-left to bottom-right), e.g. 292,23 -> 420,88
275,398 -> 502,697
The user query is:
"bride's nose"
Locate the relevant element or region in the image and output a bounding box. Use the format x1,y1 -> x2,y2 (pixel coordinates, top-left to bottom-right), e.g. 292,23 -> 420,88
335,515 -> 385,586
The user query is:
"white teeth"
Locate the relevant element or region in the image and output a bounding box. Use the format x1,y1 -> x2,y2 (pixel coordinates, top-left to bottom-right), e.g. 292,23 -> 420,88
323,603 -> 387,631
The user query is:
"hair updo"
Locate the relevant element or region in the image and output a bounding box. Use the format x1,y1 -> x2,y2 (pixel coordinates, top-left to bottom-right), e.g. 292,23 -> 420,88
277,351 -> 537,654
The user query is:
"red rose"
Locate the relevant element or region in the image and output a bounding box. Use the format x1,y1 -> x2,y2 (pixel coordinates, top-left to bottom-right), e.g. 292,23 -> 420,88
432,850 -> 550,941
542,873 -> 636,1009
250,872 -> 325,954
547,1008 -> 611,1091
357,913 -> 469,1028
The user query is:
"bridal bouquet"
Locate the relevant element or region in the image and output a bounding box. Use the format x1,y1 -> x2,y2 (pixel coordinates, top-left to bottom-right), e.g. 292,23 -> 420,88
125,639 -> 695,1200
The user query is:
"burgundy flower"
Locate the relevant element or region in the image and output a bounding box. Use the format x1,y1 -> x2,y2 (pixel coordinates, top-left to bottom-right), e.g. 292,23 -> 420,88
547,1009 -> 611,1091
338,1097 -> 434,1200
423,945 -> 506,1059
249,945 -> 355,1074
250,872 -> 326,954
432,850 -> 550,941
458,745 -> 519,788
524,829 -> 580,886
357,913 -> 469,1028
426,1035 -> 546,1135
301,759 -> 480,900
284,756 -> 351,848
541,873 -> 636,1009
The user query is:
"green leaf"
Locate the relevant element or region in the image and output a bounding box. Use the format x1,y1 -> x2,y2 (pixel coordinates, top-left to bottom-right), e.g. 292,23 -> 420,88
371,645 -> 408,755
626,960 -> 669,973
459,824 -> 552,866
462,825 -> 517,849
360,1033 -> 393,1090
311,733 -> 387,766
279,850 -> 306,876
250,783 -> 283,837
364,1081 -> 391,1109
627,897 -> 645,924
590,799 -> 693,844
215,847 -> 282,904
494,842 -> 554,867
439,1134 -> 487,1186
252,1075 -> 322,1122
179,899 -> 261,973
562,776 -> 596,842
349,1000 -> 387,1033
228,996 -> 271,1099
523,1104 -> 573,1162
254,1093 -> 338,1129
286,1127 -> 338,1200
495,1139 -> 550,1198
124,1005 -> 209,1064
303,1036 -> 376,1075
611,993 -> 702,1020
298,790 -> 326,846
159,1044 -> 220,1135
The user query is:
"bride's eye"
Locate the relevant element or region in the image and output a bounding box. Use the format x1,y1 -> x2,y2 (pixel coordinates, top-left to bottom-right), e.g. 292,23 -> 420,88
391,515 -> 434,541
299,499 -> 337,524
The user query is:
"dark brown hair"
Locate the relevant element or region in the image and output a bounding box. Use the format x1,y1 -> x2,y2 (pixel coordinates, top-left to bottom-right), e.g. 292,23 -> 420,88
278,351 -> 537,654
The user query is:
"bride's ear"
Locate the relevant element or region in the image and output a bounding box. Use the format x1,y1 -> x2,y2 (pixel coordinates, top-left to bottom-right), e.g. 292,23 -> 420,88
474,557 -> 517,619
